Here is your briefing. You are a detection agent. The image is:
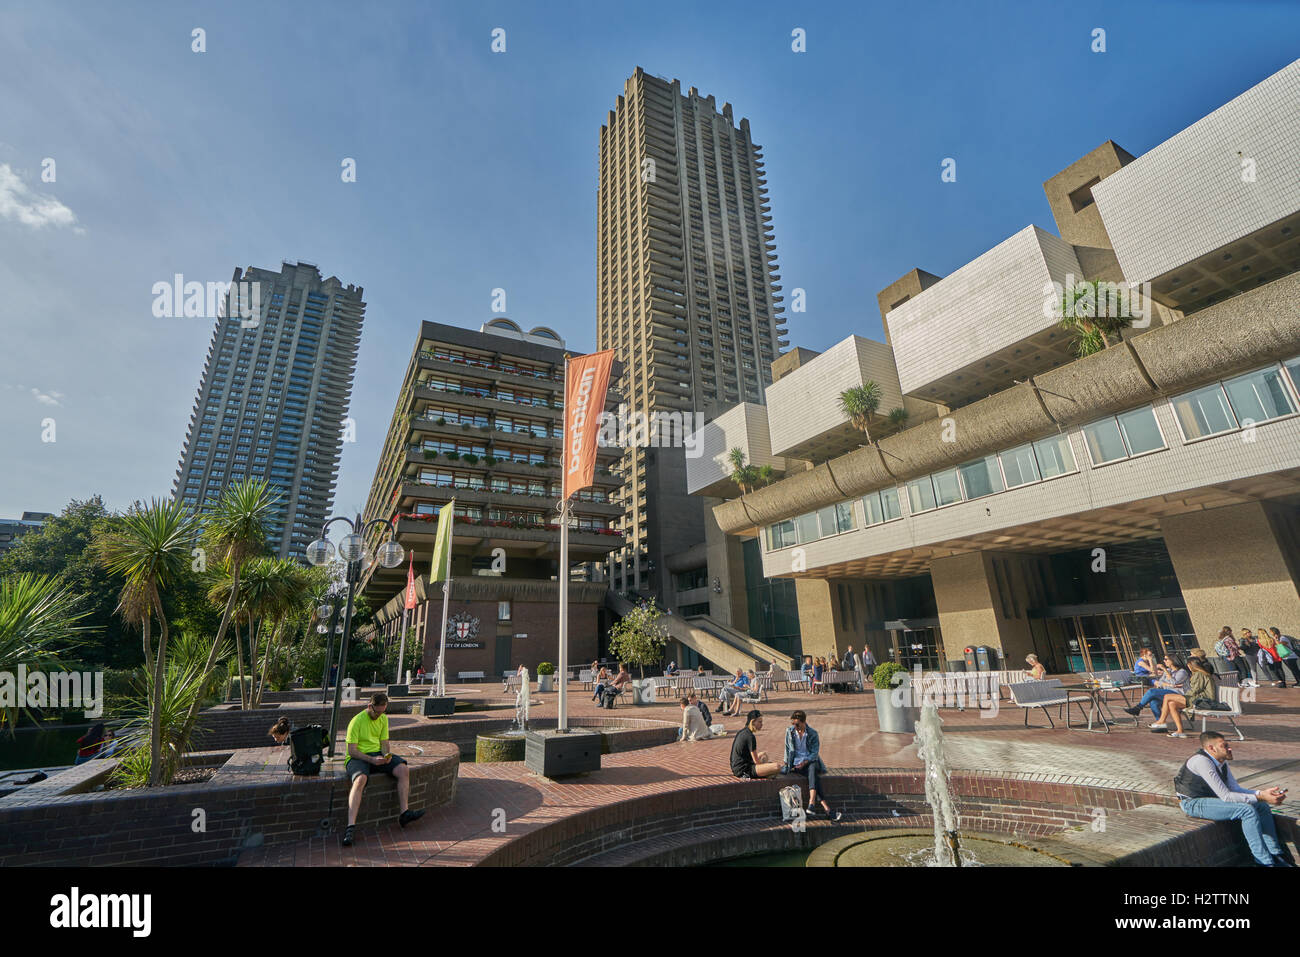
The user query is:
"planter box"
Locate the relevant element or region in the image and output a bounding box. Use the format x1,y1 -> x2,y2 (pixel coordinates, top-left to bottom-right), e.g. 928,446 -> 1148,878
537,674 -> 554,693
387,684 -> 409,697
874,687 -> 918,734
524,729 -> 601,777
421,696 -> 456,717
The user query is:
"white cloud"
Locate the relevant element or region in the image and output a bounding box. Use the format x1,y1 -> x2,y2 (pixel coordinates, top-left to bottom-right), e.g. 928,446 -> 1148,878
30,388 -> 63,406
0,163 -> 81,231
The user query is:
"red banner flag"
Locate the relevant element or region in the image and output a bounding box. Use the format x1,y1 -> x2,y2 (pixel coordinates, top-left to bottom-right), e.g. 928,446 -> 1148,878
562,350 -> 615,500
404,549 -> 418,610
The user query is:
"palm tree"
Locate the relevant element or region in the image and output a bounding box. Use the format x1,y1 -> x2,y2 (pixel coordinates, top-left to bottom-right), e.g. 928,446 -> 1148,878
96,498 -> 201,786
184,479 -> 278,722
246,558 -> 312,707
727,447 -> 759,495
0,573 -> 89,733
838,383 -> 883,444
887,407 -> 909,430
1057,280 -> 1135,357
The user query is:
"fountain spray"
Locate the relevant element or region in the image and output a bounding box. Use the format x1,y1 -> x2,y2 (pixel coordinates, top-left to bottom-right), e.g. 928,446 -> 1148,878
916,703 -> 962,867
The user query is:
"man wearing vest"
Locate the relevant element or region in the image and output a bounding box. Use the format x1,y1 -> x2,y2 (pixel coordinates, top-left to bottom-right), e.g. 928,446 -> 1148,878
1175,732 -> 1292,867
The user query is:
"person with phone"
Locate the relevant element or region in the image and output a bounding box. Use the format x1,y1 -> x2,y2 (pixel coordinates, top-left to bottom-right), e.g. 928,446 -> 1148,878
341,692 -> 424,847
1175,731 -> 1293,867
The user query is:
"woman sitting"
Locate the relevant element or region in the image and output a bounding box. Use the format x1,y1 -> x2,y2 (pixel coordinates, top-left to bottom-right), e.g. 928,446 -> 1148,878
74,723 -> 114,765
1153,657 -> 1217,738
1025,654 -> 1047,681
1132,648 -> 1158,685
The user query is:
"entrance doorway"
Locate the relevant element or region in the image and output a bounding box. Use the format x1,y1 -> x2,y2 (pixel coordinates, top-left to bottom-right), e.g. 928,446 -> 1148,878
883,618 -> 944,672
1032,603 -> 1195,673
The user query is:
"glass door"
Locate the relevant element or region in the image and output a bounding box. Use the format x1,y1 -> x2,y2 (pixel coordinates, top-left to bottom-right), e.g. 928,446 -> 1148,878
892,627 -> 942,672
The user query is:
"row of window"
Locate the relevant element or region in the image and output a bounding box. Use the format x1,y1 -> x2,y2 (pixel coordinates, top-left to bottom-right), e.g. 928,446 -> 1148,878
764,358 -> 1300,551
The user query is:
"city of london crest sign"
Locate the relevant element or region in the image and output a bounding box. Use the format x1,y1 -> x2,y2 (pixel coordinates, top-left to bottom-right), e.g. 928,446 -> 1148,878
446,612 -> 483,649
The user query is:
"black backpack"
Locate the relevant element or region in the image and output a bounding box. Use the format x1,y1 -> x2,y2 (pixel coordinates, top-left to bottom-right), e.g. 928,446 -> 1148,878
287,724 -> 329,776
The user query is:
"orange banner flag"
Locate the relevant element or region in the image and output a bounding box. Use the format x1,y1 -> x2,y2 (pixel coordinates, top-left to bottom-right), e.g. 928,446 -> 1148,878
562,350 -> 615,500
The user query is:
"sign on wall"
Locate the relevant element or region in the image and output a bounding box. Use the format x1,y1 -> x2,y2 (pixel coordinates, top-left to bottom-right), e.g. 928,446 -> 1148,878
446,612 -> 484,649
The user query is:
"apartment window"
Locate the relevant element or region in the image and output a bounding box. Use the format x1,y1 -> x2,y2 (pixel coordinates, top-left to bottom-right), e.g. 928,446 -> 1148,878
862,487 -> 902,527
498,601 -> 511,622
958,455 -> 1004,500
768,518 -> 797,549
794,512 -> 819,543
1117,407 -> 1165,456
817,502 -> 855,537
1283,356 -> 1300,395
1222,366 -> 1296,425
932,467 -> 963,507
1033,434 -> 1077,478
1171,382 -> 1236,440
999,443 -> 1040,488
906,475 -> 938,514
1083,407 -> 1164,465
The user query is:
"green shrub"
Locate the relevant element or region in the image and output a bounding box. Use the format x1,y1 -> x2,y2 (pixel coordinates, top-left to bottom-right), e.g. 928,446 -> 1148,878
872,661 -> 907,689
536,661 -> 555,676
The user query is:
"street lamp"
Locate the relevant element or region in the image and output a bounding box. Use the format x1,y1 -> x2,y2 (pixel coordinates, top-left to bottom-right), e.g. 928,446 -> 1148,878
306,513 -> 405,756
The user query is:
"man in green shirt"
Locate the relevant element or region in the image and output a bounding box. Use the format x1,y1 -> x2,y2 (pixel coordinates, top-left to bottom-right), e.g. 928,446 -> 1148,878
342,692 -> 424,847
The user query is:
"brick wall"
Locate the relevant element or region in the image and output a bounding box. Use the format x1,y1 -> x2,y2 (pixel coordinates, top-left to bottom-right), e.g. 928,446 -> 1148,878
0,743 -> 459,867
420,598 -> 602,677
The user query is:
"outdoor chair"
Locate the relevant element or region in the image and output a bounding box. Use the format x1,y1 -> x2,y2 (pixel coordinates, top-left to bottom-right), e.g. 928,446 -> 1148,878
651,676 -> 671,698
692,676 -> 717,699
1184,685 -> 1245,741
502,674 -> 522,694
579,669 -> 593,690
1008,679 -> 1090,729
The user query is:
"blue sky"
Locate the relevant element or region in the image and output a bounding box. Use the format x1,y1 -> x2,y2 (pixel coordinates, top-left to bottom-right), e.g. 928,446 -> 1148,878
0,0 -> 1296,520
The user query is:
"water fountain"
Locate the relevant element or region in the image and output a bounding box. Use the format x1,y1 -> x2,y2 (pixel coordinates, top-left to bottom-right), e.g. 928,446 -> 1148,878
475,668 -> 531,762
916,703 -> 961,867
514,667 -> 530,732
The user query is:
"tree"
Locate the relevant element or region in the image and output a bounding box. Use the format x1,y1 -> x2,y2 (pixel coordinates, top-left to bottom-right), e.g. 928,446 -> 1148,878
607,599 -> 669,679
727,447 -> 759,495
838,382 -> 883,444
0,497 -> 134,668
96,498 -> 202,787
886,407 -> 909,429
1056,279 -> 1135,357
0,573 -> 89,733
184,478 -> 278,722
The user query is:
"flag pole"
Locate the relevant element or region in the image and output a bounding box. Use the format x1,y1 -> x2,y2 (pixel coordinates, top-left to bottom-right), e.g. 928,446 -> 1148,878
558,353 -> 571,733
437,508 -> 454,699
395,550 -> 414,685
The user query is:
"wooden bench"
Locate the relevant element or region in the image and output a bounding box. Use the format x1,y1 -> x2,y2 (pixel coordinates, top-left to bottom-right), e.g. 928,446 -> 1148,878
1184,685 -> 1245,740
457,671 -> 486,683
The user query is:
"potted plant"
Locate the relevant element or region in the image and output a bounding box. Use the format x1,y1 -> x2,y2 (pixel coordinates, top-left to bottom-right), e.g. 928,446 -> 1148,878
872,661 -> 917,733
536,661 -> 556,693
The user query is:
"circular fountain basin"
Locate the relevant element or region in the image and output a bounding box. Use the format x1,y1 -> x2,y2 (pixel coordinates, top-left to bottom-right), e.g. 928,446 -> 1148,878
475,731 -> 527,763
807,830 -> 1071,867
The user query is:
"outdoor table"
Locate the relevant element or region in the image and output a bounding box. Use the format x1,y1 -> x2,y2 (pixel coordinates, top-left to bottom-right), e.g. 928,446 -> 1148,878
1060,681 -> 1138,733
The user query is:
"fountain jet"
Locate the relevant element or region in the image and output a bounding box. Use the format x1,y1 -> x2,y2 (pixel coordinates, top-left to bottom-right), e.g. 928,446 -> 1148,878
916,703 -> 962,866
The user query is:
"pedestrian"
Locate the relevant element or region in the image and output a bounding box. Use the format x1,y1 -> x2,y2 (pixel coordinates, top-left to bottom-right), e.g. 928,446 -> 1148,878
781,710 -> 843,820
1267,627 -> 1300,686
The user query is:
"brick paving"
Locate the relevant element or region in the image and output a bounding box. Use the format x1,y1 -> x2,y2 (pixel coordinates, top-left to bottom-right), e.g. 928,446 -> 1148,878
238,678 -> 1300,866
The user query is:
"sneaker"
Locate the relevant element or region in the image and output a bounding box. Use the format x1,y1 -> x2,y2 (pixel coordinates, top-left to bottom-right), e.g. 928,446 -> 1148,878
399,809 -> 425,828
1168,732 -> 1187,738
805,806 -> 818,816
1149,722 -> 1167,730
342,825 -> 356,847
831,810 -> 843,822
1122,705 -> 1142,717
1271,854 -> 1297,868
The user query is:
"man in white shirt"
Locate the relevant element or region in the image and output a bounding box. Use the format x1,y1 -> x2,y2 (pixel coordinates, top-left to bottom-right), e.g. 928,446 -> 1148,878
679,696 -> 715,741
1175,731 -> 1291,867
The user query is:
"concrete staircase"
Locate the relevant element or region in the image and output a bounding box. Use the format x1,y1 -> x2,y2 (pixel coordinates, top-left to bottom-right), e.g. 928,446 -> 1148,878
605,592 -> 796,675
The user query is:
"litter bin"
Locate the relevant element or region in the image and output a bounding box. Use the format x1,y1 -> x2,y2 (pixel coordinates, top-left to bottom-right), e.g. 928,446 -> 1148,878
963,647 -> 978,671
974,646 -> 999,671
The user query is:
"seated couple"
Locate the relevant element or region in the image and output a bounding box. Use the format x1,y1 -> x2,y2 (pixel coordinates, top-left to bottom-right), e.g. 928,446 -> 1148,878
717,668 -> 760,716
679,694 -> 721,741
729,709 -> 843,821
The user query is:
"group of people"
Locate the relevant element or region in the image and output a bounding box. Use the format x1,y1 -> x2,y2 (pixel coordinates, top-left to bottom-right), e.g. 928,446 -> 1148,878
798,644 -> 875,694
590,660 -> 632,707
729,709 -> 843,821
1212,626 -> 1300,688
1123,652 -> 1222,738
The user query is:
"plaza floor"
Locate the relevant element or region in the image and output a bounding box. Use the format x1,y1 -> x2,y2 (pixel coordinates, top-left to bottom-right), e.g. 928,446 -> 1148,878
238,678 -> 1300,866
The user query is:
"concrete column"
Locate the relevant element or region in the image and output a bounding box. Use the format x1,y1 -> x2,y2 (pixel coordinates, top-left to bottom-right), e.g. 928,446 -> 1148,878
705,506 -> 749,631
1161,501 -> 1300,639
929,551 -> 1043,668
793,579 -> 854,661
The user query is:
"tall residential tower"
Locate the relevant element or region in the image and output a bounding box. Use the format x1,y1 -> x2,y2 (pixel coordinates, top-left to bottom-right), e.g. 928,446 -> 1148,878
172,261 -> 364,559
598,68 -> 788,602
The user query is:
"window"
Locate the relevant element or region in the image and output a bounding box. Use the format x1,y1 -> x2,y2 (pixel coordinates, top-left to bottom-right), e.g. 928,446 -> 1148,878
1172,383 -> 1236,440
906,475 -> 937,514
1082,416 -> 1129,465
862,487 -> 902,526
1284,356 -> 1300,395
498,601 -> 511,622
817,502 -> 854,537
794,512 -> 819,544
768,518 -> 797,549
1033,434 -> 1076,478
1222,366 -> 1296,426
932,467 -> 963,507
958,456 -> 1003,500
1000,443 -> 1040,488
1117,407 -> 1165,456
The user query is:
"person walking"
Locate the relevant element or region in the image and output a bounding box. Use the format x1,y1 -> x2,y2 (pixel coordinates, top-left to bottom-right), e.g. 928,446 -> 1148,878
1267,628 -> 1300,686
1256,629 -> 1288,687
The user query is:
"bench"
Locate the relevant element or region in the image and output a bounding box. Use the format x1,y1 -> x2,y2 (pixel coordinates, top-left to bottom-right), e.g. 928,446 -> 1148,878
1008,679 -> 1091,729
1184,685 -> 1245,741
457,671 -> 486,683
502,674 -> 523,694
777,669 -> 807,691
692,676 -> 718,700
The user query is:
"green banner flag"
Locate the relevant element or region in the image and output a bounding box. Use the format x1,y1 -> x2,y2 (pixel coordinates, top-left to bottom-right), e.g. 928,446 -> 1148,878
429,499 -> 455,582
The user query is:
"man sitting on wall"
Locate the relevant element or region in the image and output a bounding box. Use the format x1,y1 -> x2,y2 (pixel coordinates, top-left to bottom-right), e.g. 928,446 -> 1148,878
730,710 -> 780,780
341,692 -> 424,847
1175,731 -> 1292,867
679,696 -> 715,741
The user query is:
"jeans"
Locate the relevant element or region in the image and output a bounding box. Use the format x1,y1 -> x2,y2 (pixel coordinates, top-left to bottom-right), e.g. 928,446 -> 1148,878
1229,656 -> 1253,682
1138,687 -> 1177,718
787,759 -> 828,802
1180,798 -> 1284,865
1279,657 -> 1300,686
